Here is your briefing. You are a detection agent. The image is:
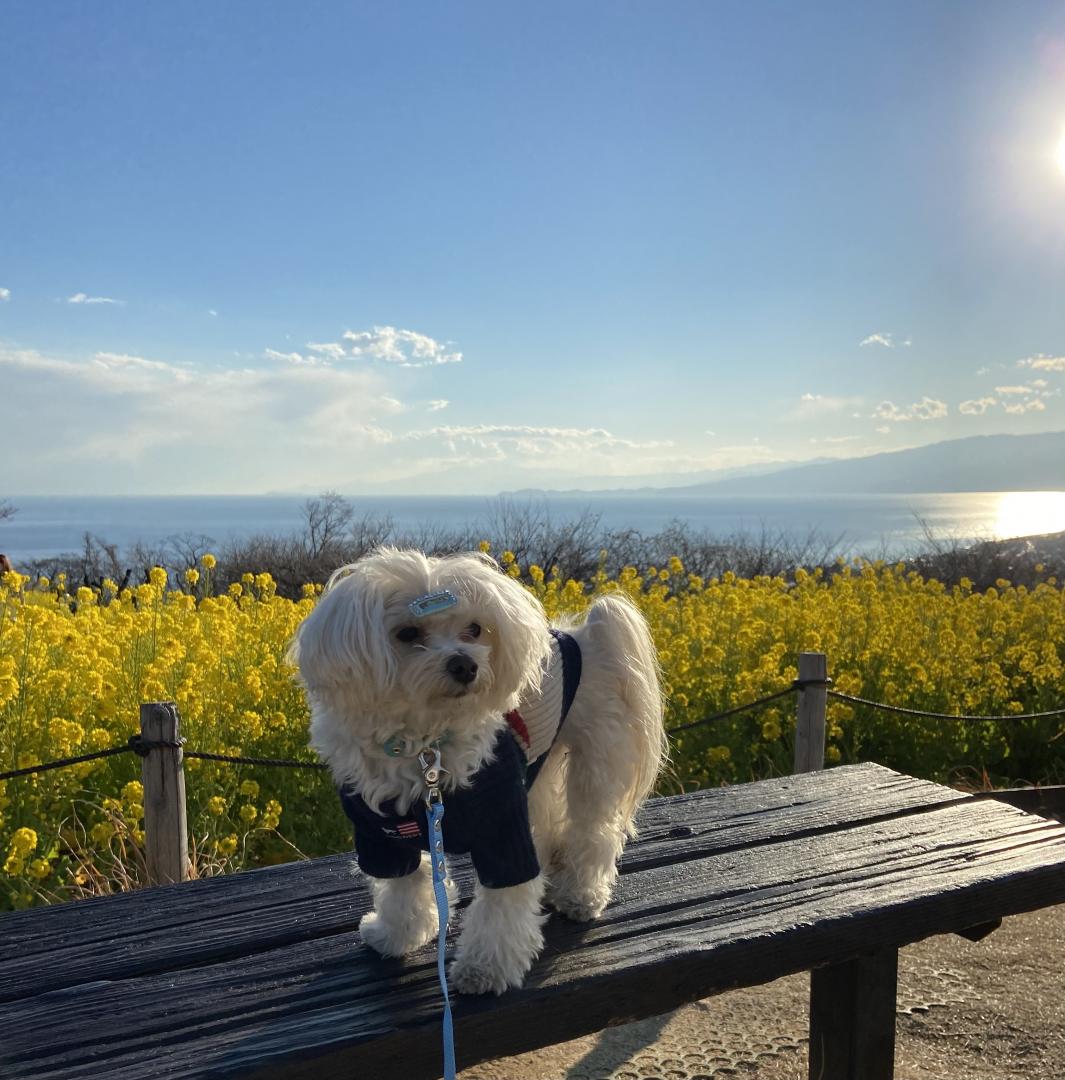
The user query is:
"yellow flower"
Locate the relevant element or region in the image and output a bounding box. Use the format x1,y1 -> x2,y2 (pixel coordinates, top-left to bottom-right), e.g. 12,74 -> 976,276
239,804 -> 258,824
90,822 -> 114,844
149,566 -> 168,588
201,553 -> 217,570
207,796 -> 228,815
184,568 -> 200,587
10,828 -> 37,857
28,858 -> 52,880
121,780 -> 144,804
240,780 -> 260,798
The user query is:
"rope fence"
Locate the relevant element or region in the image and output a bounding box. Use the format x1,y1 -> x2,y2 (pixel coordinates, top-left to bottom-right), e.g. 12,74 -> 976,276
3,651 -> 1064,883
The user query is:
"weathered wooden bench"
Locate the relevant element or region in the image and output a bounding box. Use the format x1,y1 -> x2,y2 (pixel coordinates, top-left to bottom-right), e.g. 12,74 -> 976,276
3,761 -> 1065,1080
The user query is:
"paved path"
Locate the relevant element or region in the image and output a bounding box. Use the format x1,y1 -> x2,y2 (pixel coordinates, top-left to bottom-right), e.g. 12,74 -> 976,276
461,904 -> 1065,1080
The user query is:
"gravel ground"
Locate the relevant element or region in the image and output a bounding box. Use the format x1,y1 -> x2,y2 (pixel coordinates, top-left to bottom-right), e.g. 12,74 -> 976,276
460,904 -> 1065,1080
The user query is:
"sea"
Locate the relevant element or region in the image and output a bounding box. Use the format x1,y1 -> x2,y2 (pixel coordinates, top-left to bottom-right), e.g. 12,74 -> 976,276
3,491 -> 1065,563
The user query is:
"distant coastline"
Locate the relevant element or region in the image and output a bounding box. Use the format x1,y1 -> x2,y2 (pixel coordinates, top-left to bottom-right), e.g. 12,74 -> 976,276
3,490 -> 1065,564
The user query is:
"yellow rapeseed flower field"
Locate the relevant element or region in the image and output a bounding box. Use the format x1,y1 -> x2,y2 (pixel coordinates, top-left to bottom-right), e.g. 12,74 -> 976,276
1,554 -> 1064,910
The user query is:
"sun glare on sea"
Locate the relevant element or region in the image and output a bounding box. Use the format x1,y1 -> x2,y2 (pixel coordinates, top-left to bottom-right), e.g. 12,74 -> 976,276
993,492 -> 1065,540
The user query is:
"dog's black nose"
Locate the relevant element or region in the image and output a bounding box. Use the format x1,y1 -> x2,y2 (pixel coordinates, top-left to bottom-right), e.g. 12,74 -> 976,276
445,652 -> 478,685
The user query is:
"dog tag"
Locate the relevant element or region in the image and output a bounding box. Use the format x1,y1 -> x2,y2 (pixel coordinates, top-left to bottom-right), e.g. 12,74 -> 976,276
408,590 -> 458,618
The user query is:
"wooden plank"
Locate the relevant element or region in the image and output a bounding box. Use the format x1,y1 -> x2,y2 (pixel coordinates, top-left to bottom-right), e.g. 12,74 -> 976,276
0,763 -> 958,957
809,948 -> 898,1080
0,764 -> 968,1003
1,798 -> 1063,1079
0,765 -> 918,952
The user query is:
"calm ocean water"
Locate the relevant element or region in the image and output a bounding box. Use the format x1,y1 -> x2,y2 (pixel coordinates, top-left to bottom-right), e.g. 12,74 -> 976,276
4,491 -> 1065,563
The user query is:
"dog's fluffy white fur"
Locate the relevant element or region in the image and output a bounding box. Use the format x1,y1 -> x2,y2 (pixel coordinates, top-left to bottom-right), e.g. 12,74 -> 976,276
291,547 -> 666,994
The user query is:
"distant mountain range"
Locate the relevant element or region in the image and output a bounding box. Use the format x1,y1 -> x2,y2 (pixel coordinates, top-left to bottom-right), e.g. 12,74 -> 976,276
681,431 -> 1065,494
511,431 -> 1065,497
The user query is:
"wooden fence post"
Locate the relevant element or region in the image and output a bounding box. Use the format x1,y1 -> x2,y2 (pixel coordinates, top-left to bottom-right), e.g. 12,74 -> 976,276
140,701 -> 189,885
794,651 -> 827,774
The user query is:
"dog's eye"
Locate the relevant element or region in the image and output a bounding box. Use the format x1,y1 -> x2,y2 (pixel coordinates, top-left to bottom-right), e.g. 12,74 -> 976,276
395,626 -> 422,644
463,622 -> 482,640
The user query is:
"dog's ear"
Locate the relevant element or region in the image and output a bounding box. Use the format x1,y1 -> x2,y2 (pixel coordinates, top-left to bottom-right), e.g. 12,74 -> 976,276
448,553 -> 551,703
289,565 -> 396,697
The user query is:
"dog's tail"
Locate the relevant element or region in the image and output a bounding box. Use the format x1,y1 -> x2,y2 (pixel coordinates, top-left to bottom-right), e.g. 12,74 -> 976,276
583,592 -> 668,834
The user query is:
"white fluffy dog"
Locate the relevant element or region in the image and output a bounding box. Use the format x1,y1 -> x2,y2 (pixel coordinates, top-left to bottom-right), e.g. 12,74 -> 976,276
291,548 -> 666,995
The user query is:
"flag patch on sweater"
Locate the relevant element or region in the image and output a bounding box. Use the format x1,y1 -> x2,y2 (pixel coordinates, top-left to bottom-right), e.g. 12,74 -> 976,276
382,819 -> 421,840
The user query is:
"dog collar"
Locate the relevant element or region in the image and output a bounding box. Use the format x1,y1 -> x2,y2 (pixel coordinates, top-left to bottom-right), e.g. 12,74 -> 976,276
381,732 -> 451,758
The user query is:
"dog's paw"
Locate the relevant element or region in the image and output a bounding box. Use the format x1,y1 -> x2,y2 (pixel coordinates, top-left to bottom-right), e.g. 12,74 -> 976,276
545,883 -> 609,923
450,954 -> 521,996
359,910 -> 435,958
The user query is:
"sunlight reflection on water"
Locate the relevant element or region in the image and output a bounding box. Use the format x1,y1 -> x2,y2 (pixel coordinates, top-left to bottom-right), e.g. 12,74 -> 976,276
992,492 -> 1065,540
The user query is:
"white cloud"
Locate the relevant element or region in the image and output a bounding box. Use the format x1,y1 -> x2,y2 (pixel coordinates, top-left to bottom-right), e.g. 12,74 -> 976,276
959,396 -> 997,415
0,287 -> 9,302
208,309 -> 218,317
994,380 -> 1057,400
872,401 -> 908,422
305,341 -> 347,361
0,344 -> 394,476
910,397 -> 948,420
67,292 -> 121,305
342,326 -> 462,367
406,424 -> 669,452
791,393 -> 863,419
808,435 -> 862,444
264,348 -> 320,367
872,397 -> 948,423
1018,354 -> 1065,373
1003,399 -> 1047,415
860,332 -> 910,348
0,340 -> 685,492
261,326 -> 462,370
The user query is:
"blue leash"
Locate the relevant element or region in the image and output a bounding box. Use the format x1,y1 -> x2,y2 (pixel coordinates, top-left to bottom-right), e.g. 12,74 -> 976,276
420,748 -> 456,1080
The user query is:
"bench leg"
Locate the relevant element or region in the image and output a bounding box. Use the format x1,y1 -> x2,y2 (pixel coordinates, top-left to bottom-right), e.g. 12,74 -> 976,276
808,947 -> 898,1080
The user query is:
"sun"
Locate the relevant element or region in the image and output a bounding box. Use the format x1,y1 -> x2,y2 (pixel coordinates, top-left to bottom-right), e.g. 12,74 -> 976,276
1057,125 -> 1065,175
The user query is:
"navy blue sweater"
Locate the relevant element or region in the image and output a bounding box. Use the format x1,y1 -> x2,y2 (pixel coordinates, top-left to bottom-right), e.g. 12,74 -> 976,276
338,630 -> 581,889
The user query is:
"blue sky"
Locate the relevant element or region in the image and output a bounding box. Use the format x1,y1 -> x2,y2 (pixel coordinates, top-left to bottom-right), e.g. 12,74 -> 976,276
2,1 -> 1065,495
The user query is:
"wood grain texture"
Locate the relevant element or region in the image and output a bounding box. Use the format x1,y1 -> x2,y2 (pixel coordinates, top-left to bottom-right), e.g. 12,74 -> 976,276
140,702 -> 189,886
2,763 -> 1064,1080
0,764 -> 965,1004
793,651 -> 827,773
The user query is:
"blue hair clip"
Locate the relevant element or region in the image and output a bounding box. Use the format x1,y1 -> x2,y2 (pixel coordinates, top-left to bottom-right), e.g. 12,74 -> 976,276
408,590 -> 458,618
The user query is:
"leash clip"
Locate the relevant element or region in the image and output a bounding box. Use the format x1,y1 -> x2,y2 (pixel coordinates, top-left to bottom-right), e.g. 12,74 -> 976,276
419,746 -> 445,806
